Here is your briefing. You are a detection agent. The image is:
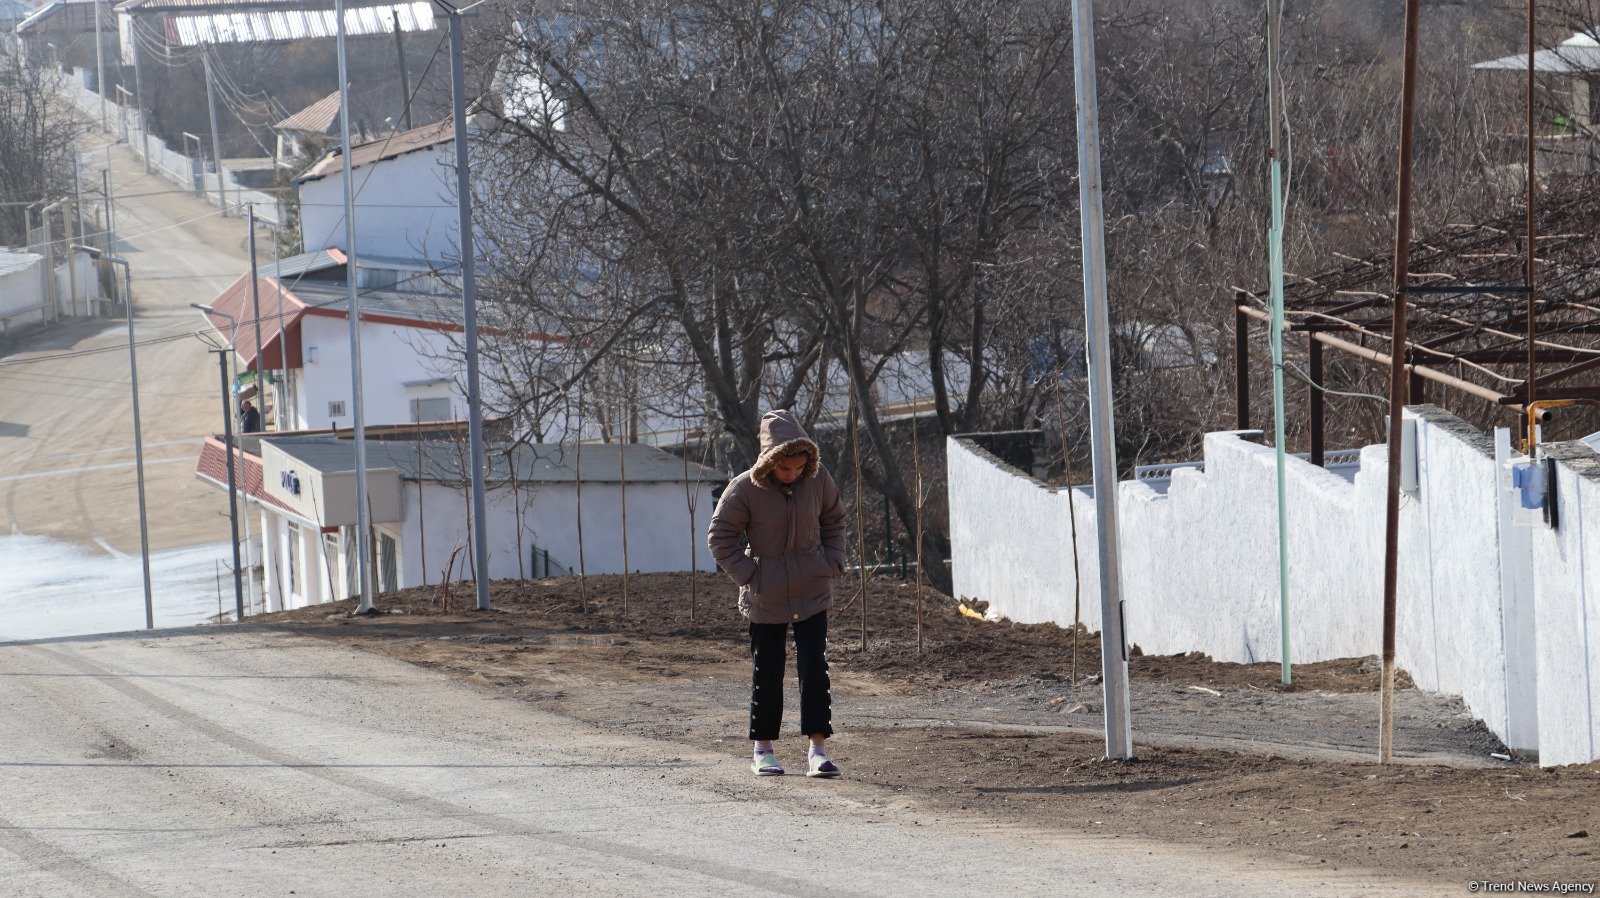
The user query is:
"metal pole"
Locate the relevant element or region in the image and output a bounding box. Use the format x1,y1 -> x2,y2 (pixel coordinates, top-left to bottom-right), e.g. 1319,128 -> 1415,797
1380,0 -> 1424,766
132,30 -> 151,173
1525,0 -> 1537,410
337,0 -> 375,613
1070,0 -> 1133,761
94,0 -> 107,132
115,257 -> 154,629
201,48 -> 228,216
446,6 -> 492,612
274,238 -> 289,430
217,348 -> 245,621
248,204 -> 264,421
393,8 -> 413,131
1265,0 -> 1292,687
1308,335 -> 1325,466
102,169 -> 114,252
72,140 -> 85,252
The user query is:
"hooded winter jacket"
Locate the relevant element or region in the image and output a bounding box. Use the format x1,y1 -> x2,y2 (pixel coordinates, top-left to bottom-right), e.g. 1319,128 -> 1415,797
707,409 -> 848,624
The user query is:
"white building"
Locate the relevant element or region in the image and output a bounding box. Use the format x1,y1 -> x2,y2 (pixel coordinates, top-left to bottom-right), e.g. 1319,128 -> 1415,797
197,248 -> 512,431
195,433 -> 725,610
0,247 -> 106,337
294,119 -> 460,263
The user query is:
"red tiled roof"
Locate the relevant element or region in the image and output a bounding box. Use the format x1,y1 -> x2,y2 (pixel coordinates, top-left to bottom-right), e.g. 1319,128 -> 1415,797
195,436 -> 298,516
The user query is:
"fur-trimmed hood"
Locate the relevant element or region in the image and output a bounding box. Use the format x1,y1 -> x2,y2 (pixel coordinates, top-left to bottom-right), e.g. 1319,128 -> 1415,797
750,409 -> 819,489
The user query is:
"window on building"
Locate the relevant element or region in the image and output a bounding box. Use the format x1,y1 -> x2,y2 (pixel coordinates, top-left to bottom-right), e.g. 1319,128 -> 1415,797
410,397 -> 451,423
328,400 -> 347,418
286,522 -> 300,598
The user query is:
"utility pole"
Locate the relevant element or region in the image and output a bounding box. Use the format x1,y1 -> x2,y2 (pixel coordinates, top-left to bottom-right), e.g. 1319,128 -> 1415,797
443,1 -> 492,611
248,204 -> 265,423
94,0 -> 107,132
215,347 -> 245,621
1070,0 -> 1133,760
337,0 -> 376,613
393,9 -> 413,131
102,169 -> 115,253
131,28 -> 151,173
1265,0 -> 1292,686
72,139 -> 85,250
1380,0 -> 1424,765
201,48 -> 229,216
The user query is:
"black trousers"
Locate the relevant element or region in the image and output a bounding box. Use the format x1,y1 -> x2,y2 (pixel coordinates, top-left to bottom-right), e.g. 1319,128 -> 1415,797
748,610 -> 832,741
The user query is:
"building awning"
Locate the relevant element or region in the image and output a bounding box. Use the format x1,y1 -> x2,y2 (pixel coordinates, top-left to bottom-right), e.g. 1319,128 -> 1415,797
195,435 -> 299,516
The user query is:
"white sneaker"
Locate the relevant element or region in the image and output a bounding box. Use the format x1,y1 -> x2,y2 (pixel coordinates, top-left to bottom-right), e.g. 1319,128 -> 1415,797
752,752 -> 784,776
806,753 -> 840,778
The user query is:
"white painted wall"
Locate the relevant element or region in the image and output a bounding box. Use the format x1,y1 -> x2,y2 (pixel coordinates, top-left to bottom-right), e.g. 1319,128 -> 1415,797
949,406 -> 1530,757
293,314 -> 467,430
1528,442 -> 1600,766
398,477 -> 719,586
0,253 -> 45,332
297,144 -> 457,262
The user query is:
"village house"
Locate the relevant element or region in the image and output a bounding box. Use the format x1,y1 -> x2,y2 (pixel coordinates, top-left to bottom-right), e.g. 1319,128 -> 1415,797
194,431 -> 724,611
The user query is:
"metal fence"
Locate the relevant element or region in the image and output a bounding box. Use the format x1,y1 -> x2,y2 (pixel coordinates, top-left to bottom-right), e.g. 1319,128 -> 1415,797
58,70 -> 285,227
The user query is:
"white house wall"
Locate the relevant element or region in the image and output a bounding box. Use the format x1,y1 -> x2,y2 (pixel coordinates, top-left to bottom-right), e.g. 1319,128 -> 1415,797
949,405 -> 1526,758
399,479 -> 719,586
295,314 -> 470,430
298,144 -> 458,262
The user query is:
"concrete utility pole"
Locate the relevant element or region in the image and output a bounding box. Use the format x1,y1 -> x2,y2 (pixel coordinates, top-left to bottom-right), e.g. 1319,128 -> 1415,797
393,9 -> 413,131
201,48 -> 228,216
1070,0 -> 1134,760
336,0 -> 376,614
131,29 -> 151,173
102,169 -> 115,253
443,0 -> 491,611
94,0 -> 107,132
248,204 -> 265,420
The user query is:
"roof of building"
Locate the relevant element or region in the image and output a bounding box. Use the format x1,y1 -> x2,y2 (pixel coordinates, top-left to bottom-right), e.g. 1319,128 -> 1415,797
275,89 -> 341,134
113,0 -> 438,48
266,435 -> 727,484
265,246 -> 346,280
296,118 -> 454,183
15,0 -> 94,34
195,435 -> 297,514
0,249 -> 42,277
1475,32 -> 1600,73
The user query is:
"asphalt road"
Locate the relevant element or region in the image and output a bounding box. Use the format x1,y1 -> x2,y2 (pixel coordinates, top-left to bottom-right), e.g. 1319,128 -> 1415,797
0,628 -> 1441,897
0,137 -> 260,553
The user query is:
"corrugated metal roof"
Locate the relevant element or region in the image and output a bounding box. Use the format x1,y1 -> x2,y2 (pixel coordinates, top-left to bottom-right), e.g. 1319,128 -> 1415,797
266,246 -> 346,279
0,250 -> 42,277
265,436 -> 727,484
126,0 -> 436,46
291,279 -> 463,326
296,118 -> 453,183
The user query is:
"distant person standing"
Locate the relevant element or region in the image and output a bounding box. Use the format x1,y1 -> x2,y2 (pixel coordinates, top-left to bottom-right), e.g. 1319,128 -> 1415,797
708,409 -> 847,778
238,399 -> 261,434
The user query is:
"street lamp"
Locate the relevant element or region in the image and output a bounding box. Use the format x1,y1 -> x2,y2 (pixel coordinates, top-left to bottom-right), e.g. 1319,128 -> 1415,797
99,252 -> 153,629
191,302 -> 245,622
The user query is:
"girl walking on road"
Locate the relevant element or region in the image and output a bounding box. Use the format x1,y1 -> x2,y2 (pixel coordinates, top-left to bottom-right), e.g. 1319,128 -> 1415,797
708,409 -> 847,778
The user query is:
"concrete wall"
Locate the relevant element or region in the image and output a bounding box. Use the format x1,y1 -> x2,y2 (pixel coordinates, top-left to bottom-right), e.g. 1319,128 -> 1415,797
0,254 -> 45,333
298,145 -> 457,262
949,405 -> 1530,756
1528,441 -> 1600,766
398,477 -> 719,585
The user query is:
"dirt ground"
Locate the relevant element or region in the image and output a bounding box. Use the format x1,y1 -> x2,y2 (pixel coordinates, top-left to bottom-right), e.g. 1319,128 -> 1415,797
249,572 -> 1600,886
